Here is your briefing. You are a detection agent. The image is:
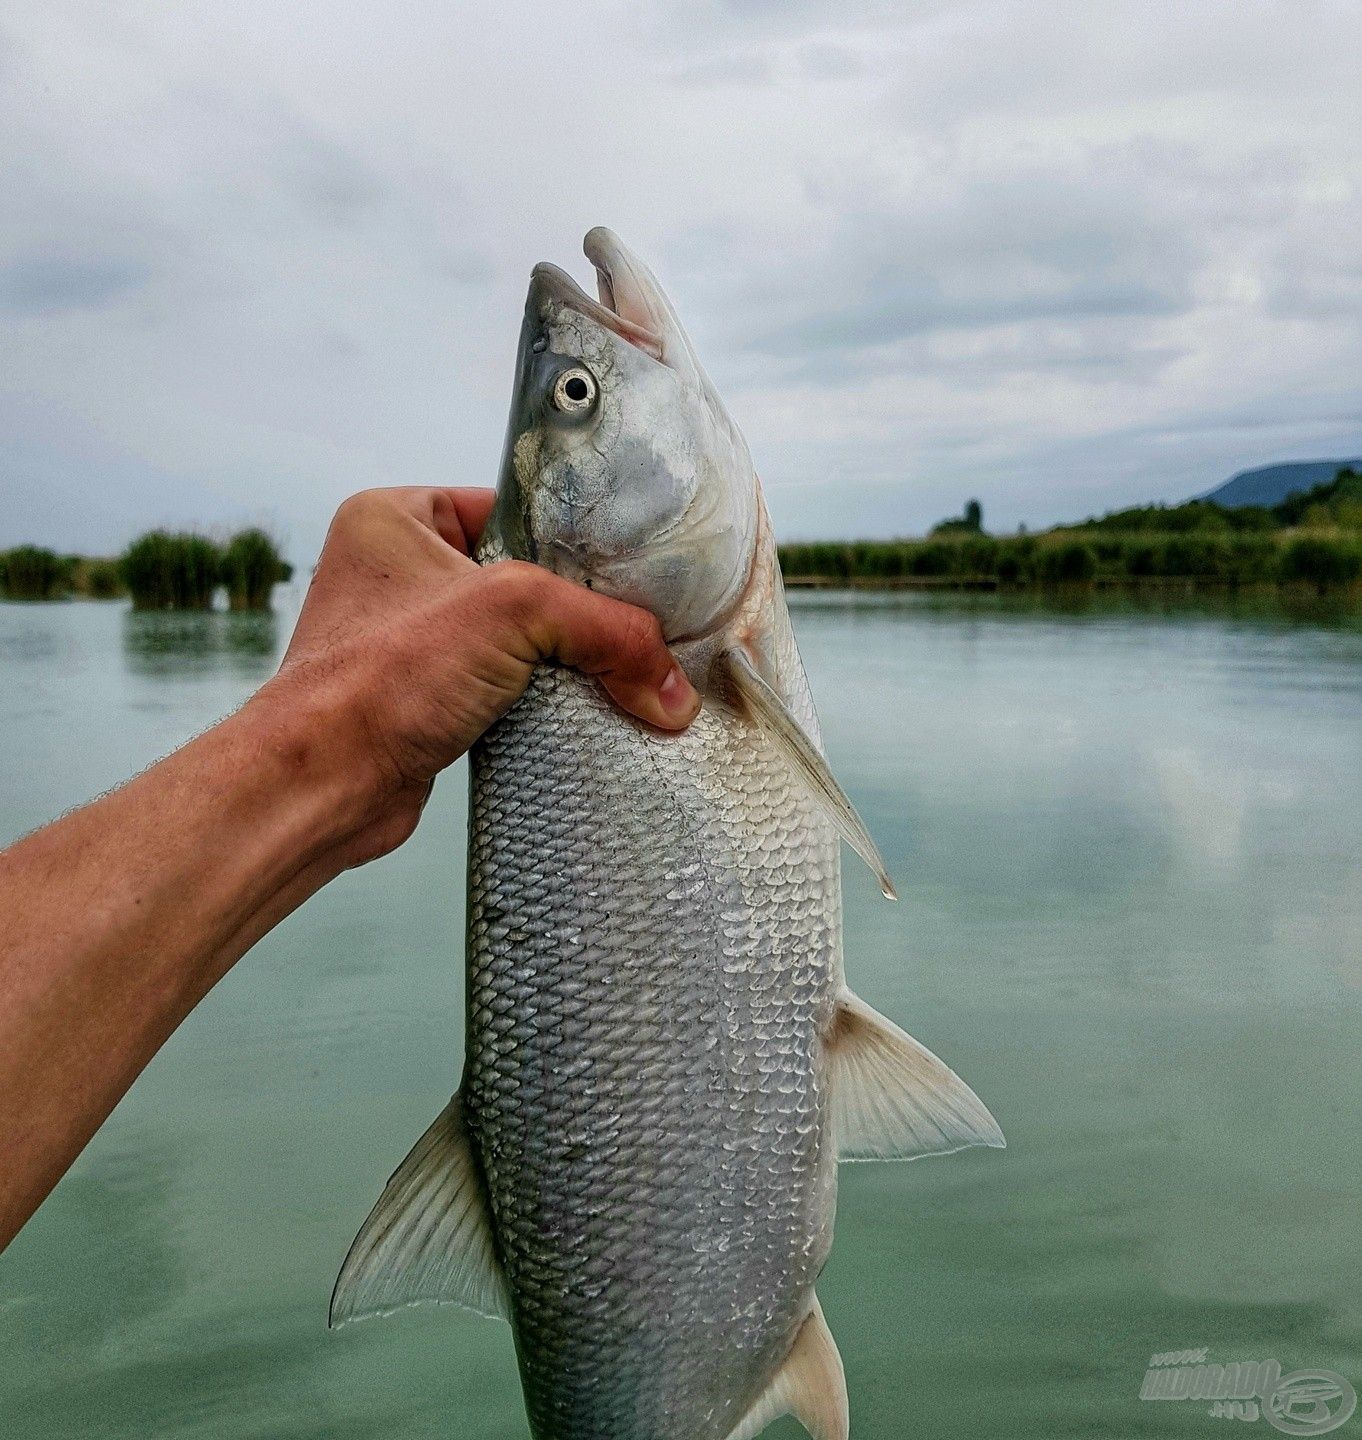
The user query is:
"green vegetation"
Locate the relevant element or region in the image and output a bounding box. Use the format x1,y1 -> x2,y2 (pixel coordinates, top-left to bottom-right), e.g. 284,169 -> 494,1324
3,529 -> 292,609
0,545 -> 68,600
0,549 -> 133,601
120,532 -> 222,610
68,556 -> 125,599
1278,536 -> 1362,586
779,467 -> 1362,591
219,529 -> 293,611
932,497 -> 984,536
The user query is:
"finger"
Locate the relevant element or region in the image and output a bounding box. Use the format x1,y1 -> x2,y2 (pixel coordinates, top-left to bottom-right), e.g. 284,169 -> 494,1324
429,488 -> 498,554
488,563 -> 701,731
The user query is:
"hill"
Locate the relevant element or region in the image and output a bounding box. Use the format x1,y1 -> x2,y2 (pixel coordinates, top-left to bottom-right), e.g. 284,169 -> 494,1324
1203,459 -> 1362,509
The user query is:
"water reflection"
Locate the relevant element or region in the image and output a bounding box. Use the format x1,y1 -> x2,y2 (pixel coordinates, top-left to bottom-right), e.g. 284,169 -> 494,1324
0,1139 -> 190,1362
122,610 -> 281,679
789,584 -> 1362,630
4,1299 -> 405,1439
0,609 -> 77,666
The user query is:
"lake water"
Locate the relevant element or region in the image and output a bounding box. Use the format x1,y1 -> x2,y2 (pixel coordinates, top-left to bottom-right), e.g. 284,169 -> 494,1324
1,591 -> 1360,1439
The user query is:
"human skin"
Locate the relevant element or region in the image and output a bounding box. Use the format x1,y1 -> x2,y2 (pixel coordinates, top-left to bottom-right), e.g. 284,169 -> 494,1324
0,486 -> 700,1253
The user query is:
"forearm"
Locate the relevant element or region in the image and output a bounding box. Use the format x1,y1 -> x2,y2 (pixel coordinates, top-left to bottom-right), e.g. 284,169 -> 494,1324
0,675 -> 368,1248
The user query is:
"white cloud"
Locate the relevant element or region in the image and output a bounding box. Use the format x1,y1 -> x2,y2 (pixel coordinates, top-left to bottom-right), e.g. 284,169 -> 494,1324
1,0 -> 1359,561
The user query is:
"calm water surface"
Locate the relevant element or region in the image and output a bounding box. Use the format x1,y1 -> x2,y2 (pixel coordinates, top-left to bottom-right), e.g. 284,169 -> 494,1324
1,592 -> 1359,1439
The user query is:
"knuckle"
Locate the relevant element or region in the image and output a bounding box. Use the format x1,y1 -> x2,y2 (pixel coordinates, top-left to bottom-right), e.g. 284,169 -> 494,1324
617,607 -> 663,672
333,489 -> 385,531
478,560 -> 544,629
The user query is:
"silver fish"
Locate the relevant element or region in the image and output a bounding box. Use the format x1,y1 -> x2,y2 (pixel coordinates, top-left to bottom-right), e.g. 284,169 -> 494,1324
331,229 -> 1004,1440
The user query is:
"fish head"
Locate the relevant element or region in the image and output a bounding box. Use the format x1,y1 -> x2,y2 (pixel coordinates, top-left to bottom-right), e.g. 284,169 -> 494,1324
490,227 -> 759,641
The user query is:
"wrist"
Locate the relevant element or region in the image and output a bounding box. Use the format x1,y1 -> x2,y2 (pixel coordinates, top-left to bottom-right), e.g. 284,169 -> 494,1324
235,665 -> 389,864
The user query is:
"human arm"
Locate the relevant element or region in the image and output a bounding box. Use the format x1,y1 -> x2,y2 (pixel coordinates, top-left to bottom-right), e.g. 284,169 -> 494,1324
0,486 -> 700,1250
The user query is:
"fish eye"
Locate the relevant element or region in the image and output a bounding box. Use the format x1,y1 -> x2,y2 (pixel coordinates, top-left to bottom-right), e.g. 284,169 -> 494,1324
552,367 -> 598,415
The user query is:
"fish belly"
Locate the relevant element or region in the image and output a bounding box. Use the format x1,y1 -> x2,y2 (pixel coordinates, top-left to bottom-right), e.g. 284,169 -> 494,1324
465,664 -> 842,1440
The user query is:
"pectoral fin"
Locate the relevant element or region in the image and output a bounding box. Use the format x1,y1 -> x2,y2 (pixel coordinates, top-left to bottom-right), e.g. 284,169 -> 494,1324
329,1094 -> 508,1327
720,647 -> 897,900
827,989 -> 1005,1161
725,1296 -> 849,1440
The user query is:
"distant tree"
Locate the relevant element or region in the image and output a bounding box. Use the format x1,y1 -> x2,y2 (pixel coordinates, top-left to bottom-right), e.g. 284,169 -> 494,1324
931,498 -> 986,537
1273,469 -> 1362,527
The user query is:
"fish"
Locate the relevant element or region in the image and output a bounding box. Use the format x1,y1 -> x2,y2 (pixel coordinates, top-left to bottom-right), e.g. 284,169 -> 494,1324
330,227 -> 1004,1440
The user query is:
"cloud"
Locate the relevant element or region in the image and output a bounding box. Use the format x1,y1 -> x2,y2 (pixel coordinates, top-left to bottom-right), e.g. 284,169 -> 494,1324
0,254 -> 153,315
0,0 -> 1360,559
670,52 -> 774,87
740,152 -> 1202,361
797,43 -> 863,81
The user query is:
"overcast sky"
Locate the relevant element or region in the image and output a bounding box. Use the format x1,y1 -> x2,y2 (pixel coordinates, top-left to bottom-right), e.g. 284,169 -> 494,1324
2,1 -> 1360,561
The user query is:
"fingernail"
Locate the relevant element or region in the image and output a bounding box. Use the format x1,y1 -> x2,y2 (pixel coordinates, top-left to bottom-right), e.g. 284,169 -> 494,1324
658,665 -> 701,725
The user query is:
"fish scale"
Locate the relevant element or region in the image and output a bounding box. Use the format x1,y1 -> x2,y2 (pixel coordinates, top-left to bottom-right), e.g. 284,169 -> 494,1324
465,661 -> 840,1440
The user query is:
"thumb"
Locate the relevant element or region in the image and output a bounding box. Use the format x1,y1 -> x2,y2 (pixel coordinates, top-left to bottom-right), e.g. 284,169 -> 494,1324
487,562 -> 702,731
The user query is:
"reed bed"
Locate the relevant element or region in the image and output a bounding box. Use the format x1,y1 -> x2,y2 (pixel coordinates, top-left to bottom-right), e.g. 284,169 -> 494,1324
0,546 -> 68,600
219,529 -> 292,611
779,469 -> 1362,592
119,532 -> 222,610
779,531 -> 1362,589
67,557 -> 125,599
115,529 -> 290,610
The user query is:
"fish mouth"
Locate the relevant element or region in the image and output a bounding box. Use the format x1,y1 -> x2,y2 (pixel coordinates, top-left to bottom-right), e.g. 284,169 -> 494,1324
529,228 -> 667,361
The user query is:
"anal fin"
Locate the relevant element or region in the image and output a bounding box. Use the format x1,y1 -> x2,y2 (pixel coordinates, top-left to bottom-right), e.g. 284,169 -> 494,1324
828,989 -> 1005,1161
329,1093 -> 508,1327
725,1296 -> 848,1440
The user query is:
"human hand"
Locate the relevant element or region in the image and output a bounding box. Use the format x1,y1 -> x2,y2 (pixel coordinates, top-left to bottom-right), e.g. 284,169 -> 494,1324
262,486 -> 701,868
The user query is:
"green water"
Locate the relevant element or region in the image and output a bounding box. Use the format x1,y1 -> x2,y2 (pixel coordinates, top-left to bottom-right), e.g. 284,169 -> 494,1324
1,592 -> 1359,1439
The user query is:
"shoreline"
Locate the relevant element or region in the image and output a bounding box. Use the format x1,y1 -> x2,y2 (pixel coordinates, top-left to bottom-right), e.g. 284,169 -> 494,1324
782,574 -> 1362,594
